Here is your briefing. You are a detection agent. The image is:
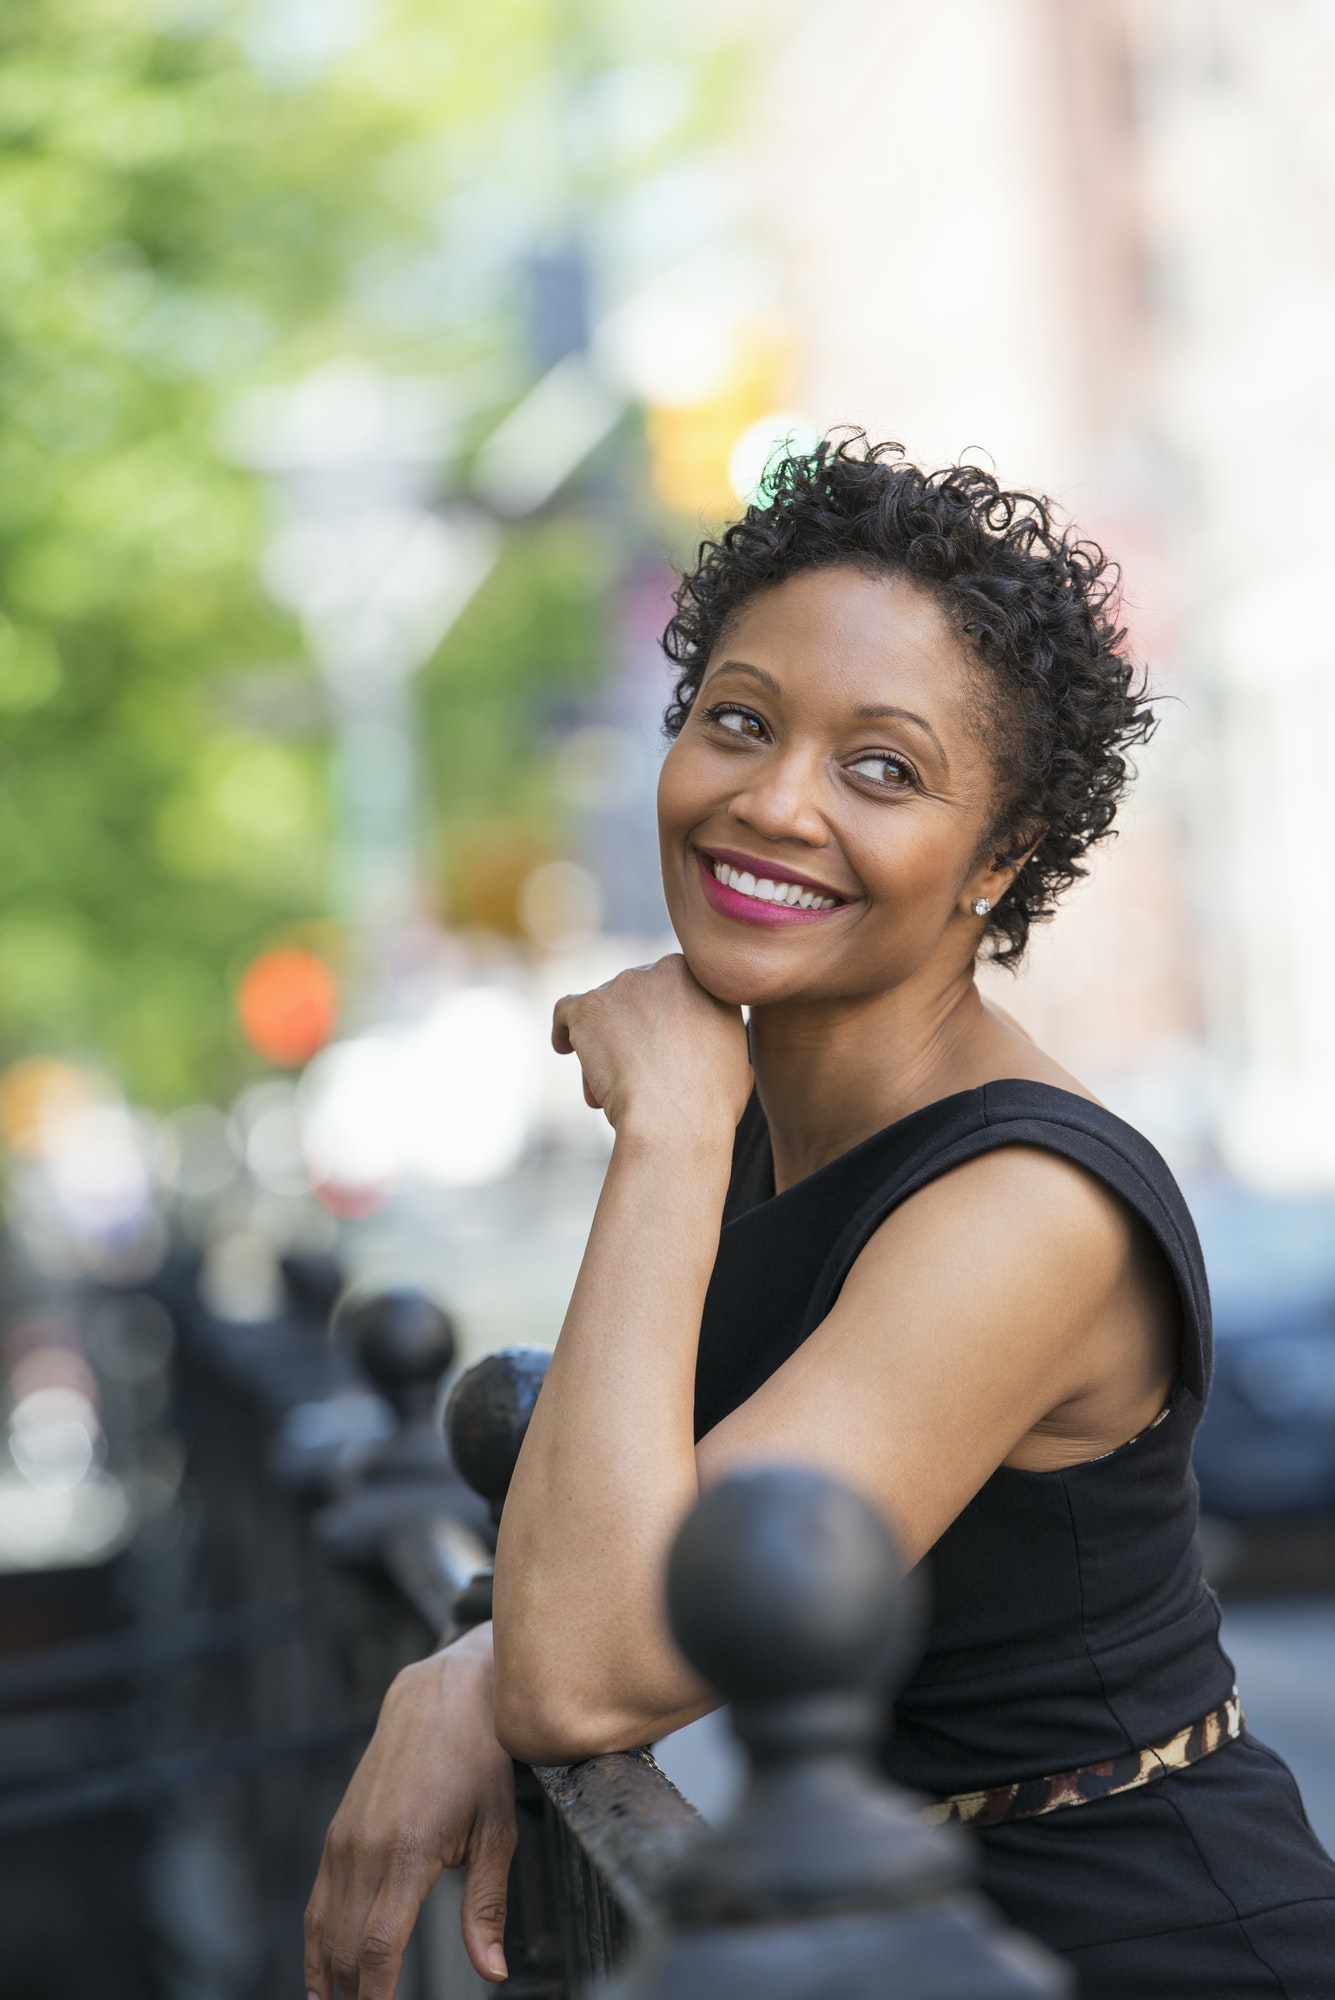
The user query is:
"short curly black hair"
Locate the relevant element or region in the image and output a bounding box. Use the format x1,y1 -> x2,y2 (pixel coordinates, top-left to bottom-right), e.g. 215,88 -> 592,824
662,433 -> 1155,965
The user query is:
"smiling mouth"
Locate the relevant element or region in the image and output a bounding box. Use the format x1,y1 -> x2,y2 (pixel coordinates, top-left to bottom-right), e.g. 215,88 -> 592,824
708,856 -> 841,909
695,850 -> 850,927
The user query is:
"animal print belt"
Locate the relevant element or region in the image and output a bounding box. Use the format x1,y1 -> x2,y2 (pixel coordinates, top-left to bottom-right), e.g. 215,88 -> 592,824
922,1688 -> 1245,1829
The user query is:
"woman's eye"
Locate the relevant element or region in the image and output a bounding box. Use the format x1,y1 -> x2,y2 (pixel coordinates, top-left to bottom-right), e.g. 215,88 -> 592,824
847,752 -> 915,788
707,704 -> 765,740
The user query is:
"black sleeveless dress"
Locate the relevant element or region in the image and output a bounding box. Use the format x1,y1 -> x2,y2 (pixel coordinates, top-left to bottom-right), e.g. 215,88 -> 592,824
696,1081 -> 1335,1998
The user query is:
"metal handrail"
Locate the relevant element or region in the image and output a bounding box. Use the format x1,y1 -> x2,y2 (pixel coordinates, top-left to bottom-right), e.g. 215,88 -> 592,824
529,1753 -> 701,1932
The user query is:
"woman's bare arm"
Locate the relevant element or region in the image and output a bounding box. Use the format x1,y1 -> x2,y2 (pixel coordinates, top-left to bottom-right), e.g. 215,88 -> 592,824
493,962 -> 1173,1768
493,960 -> 750,1763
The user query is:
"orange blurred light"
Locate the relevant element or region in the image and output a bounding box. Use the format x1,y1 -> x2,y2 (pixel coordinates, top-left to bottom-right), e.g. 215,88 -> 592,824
237,948 -> 338,1067
0,1059 -> 103,1157
645,322 -> 795,519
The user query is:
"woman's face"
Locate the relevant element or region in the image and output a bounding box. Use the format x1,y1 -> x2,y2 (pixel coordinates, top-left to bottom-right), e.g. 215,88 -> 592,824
657,565 -> 1009,1008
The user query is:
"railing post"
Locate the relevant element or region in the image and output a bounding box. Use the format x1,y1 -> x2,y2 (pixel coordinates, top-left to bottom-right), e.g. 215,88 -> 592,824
442,1345 -> 553,1632
338,1287 -> 460,1480
314,1290 -> 491,1627
445,1346 -> 608,1995
604,1466 -> 1072,1999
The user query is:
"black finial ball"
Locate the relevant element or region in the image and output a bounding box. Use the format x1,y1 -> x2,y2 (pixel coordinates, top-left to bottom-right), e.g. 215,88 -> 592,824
445,1347 -> 552,1507
337,1290 -> 457,1397
667,1468 -> 904,1702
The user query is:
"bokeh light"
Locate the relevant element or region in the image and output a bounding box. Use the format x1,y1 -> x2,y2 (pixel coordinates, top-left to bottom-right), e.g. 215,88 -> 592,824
518,859 -> 604,948
296,985 -> 539,1200
155,1103 -> 241,1198
403,986 -> 539,1186
727,412 -> 821,504
298,1034 -> 405,1207
237,946 -> 339,1067
0,1058 -> 103,1158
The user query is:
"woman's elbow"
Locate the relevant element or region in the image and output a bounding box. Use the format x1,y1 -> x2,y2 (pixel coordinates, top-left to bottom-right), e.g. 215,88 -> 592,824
493,1666 -> 640,1767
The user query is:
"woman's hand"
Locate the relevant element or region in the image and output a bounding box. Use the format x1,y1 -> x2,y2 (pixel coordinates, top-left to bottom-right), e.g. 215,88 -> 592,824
552,953 -> 752,1144
304,1625 -> 515,1999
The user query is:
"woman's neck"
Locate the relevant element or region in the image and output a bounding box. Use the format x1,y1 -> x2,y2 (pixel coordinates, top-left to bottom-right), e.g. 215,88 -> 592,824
748,970 -> 1057,1192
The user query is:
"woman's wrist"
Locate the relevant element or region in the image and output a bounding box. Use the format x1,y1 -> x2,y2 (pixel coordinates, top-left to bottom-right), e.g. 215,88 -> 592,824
398,1622 -> 494,1702
612,1104 -> 740,1163
439,1621 -> 494,1672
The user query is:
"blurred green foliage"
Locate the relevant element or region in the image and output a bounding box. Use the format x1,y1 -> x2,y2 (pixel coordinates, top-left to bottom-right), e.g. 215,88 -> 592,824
0,0 -> 716,1104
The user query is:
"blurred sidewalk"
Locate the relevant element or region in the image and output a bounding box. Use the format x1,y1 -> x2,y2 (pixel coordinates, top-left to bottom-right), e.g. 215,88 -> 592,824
1221,1599 -> 1335,1852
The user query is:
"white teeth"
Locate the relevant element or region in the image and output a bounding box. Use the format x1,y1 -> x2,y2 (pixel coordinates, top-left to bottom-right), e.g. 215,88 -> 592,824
709,860 -> 839,911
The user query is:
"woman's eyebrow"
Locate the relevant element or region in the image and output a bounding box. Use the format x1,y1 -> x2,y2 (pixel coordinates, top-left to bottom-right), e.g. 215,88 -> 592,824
708,659 -> 781,695
854,703 -> 947,765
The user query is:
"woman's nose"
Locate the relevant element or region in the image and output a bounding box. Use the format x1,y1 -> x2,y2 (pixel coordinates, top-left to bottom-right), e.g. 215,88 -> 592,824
729,756 -> 828,847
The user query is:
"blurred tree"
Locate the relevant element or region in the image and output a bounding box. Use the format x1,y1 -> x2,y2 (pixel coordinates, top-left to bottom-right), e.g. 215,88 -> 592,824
0,0 -> 735,1104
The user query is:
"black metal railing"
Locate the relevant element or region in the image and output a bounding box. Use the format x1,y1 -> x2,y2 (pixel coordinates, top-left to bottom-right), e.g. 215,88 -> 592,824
0,1256 -> 1072,1997
0,1253 -> 459,2000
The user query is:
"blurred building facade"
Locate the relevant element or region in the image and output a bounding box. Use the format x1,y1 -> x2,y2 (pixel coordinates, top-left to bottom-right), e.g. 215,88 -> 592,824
723,0 -> 1335,1189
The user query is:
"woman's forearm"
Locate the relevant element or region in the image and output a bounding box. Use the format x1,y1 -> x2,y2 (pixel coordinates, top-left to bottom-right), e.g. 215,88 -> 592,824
493,1119 -> 734,1763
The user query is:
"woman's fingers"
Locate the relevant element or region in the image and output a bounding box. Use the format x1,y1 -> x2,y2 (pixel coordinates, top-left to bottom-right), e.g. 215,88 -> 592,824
316,1826 -> 408,2000
304,1637 -> 509,1995
310,1837 -> 452,2000
552,994 -> 604,1109
337,1859 -> 442,2000
321,1853 -> 377,2000
552,995 -> 579,1054
460,1809 -> 518,1984
303,1897 -> 332,2000
304,1841 -> 344,2000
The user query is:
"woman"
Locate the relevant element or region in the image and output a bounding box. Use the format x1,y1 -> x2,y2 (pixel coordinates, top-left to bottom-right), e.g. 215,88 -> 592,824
305,440 -> 1335,2000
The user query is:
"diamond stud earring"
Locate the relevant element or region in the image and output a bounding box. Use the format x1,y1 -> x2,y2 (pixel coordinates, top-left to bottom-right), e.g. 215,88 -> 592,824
971,897 -> 992,917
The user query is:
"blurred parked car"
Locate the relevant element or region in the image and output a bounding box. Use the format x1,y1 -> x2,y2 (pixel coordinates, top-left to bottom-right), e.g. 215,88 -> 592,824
1191,1186 -> 1335,1523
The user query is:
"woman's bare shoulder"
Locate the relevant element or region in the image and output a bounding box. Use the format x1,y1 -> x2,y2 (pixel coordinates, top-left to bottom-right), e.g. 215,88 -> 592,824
973,995 -> 1103,1105
877,1142 -> 1137,1276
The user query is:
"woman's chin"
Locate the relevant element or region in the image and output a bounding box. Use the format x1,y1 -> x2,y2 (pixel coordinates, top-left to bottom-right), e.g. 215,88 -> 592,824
679,935 -> 820,1010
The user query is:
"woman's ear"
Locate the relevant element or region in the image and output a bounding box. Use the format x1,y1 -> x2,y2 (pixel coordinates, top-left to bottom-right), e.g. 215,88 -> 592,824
995,821 -> 1047,893
961,821 -> 1046,919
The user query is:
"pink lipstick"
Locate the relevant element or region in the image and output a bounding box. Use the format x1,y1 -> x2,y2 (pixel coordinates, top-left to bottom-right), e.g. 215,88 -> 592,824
696,851 -> 848,928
